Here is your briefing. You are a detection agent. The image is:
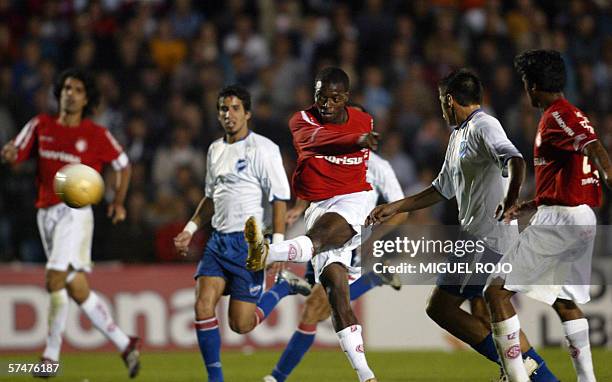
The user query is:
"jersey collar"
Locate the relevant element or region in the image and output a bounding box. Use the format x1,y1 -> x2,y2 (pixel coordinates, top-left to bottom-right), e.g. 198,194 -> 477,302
455,108 -> 482,130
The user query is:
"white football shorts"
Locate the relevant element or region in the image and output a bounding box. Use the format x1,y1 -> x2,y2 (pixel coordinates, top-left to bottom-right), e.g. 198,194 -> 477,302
499,204 -> 596,305
37,203 -> 94,272
304,191 -> 369,283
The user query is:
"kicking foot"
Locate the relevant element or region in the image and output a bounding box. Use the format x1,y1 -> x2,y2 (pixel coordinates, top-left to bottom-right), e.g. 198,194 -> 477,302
276,269 -> 312,296
121,336 -> 141,378
245,216 -> 269,271
263,375 -> 277,382
32,358 -> 58,378
365,379 -> 378,382
379,260 -> 401,291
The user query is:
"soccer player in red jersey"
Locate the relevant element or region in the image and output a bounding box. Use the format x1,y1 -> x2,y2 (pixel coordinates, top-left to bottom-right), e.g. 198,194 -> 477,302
1,68 -> 140,378
245,67 -> 379,382
485,50 -> 612,382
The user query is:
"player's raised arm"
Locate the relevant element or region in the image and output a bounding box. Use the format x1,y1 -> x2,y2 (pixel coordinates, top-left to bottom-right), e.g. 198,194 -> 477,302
584,140 -> 612,189
290,112 -> 373,155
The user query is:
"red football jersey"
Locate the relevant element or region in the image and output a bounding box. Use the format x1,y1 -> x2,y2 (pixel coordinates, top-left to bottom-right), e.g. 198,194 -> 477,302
13,114 -> 128,208
290,106 -> 372,201
534,98 -> 601,207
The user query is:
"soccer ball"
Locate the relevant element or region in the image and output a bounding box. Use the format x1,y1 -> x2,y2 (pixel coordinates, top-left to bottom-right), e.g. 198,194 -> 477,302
53,164 -> 104,208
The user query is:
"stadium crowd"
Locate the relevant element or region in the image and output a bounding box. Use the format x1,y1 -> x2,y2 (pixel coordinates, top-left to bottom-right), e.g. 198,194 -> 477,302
0,0 -> 610,263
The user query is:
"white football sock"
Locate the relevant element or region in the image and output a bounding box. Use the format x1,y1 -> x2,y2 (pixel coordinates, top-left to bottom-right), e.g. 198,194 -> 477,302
337,325 -> 375,382
563,318 -> 596,382
80,291 -> 130,352
267,235 -> 314,264
492,315 -> 529,382
42,289 -> 69,361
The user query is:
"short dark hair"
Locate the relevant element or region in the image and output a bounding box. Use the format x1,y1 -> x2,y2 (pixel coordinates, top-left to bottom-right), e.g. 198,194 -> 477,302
514,49 -> 566,92
217,85 -> 251,112
438,69 -> 483,106
53,68 -> 99,117
315,67 -> 350,91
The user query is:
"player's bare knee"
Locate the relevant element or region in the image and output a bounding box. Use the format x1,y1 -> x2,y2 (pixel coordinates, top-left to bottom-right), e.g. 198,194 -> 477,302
67,286 -> 89,304
228,317 -> 254,334
194,296 -> 216,319
553,298 -> 583,320
45,270 -> 67,292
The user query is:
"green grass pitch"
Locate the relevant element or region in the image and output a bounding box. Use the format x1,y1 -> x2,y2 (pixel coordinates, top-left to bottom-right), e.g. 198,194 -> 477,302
1,348 -> 611,381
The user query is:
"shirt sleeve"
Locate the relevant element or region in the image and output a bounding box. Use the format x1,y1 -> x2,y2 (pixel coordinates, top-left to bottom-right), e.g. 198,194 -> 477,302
13,116 -> 40,163
255,144 -> 291,202
477,118 -> 522,170
290,112 -> 364,156
375,160 -> 404,203
97,129 -> 129,170
431,144 -> 455,200
204,146 -> 214,199
543,109 -> 599,152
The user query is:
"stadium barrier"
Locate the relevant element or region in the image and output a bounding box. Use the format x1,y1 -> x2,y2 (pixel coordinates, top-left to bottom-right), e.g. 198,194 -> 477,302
2,262 -> 610,353
0,263 -> 342,353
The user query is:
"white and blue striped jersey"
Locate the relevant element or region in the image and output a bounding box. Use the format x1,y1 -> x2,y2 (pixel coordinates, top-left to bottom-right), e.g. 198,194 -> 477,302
432,110 -> 522,253
206,132 -> 291,233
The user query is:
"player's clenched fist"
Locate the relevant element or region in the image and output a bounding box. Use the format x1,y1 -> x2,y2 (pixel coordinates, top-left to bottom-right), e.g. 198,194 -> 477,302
174,231 -> 192,256
365,201 -> 399,226
1,142 -> 17,163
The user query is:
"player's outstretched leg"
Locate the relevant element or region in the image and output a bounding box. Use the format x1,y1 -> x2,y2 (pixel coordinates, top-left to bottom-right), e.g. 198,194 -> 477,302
245,216 -> 313,271
553,299 -> 596,382
67,272 -> 140,378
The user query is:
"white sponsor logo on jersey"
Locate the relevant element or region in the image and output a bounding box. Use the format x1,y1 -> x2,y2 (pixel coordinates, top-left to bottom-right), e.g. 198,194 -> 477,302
315,155 -> 363,165
39,149 -> 81,163
534,157 -> 548,166
551,111 -> 575,137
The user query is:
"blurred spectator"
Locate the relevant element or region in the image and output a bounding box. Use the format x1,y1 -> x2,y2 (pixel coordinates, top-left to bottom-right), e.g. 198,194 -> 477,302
151,126 -> 205,189
223,14 -> 270,70
0,1 -> 609,263
150,17 -> 187,73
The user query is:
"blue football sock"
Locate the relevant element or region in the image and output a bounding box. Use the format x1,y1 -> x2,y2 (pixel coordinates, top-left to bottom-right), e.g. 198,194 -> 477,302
524,347 -> 559,382
349,272 -> 384,301
472,332 -> 501,365
271,323 -> 317,382
256,280 -> 292,322
195,318 -> 223,382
